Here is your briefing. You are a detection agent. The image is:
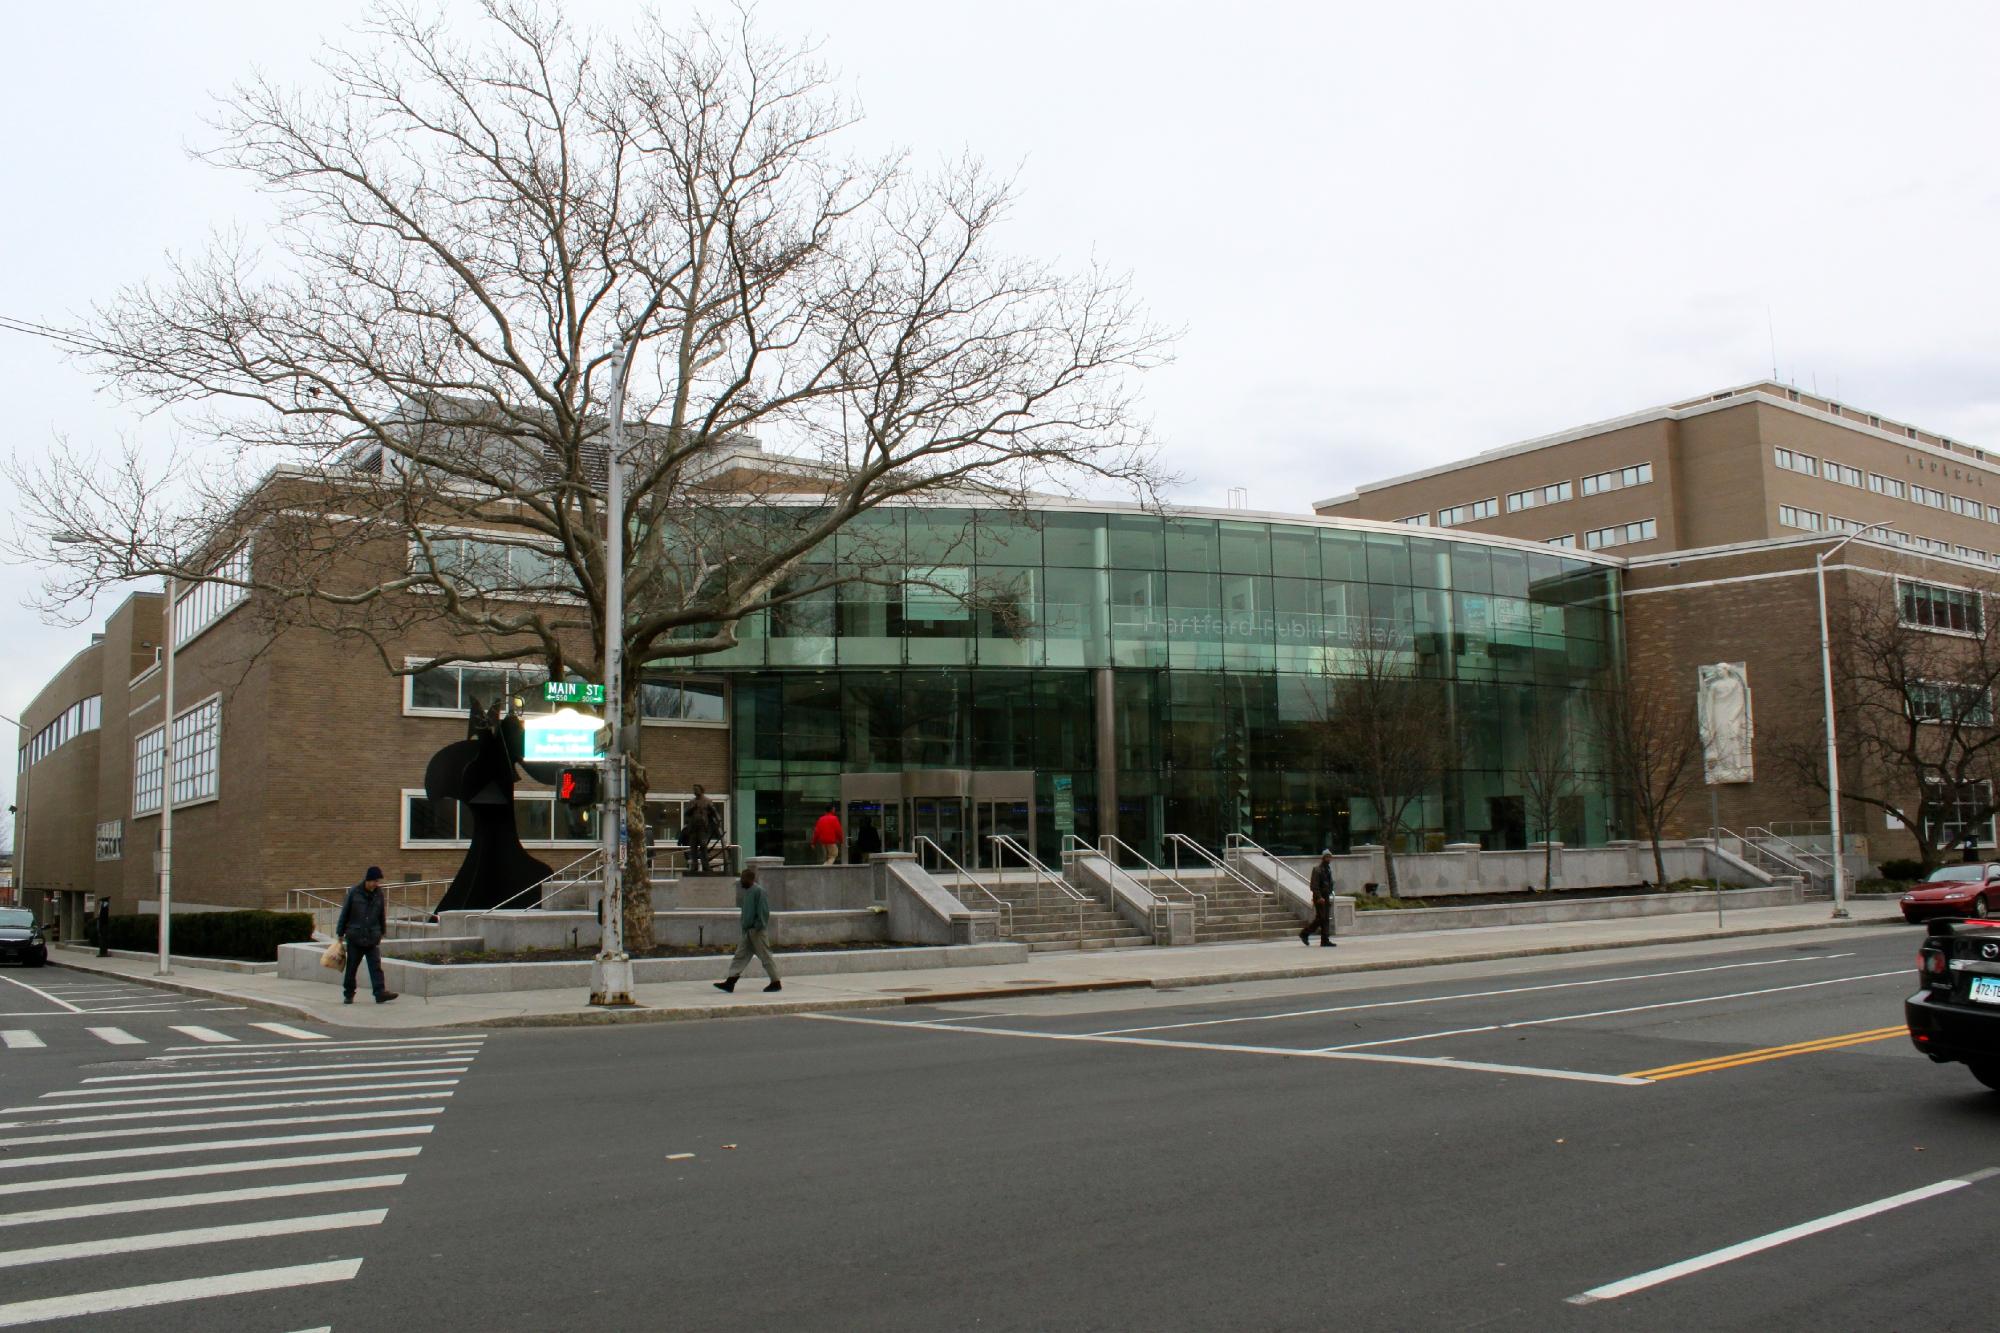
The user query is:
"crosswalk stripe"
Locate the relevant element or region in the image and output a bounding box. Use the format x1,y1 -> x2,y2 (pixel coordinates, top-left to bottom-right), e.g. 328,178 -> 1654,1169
84,1056 -> 472,1083
18,1078 -> 461,1112
162,1035 -> 483,1054
0,1105 -> 445,1148
0,1032 -> 43,1050
0,1258 -> 362,1327
0,1175 -> 406,1229
249,1023 -> 326,1040
0,1090 -> 454,1129
167,1026 -> 237,1043
154,1044 -> 483,1061
85,1027 -> 145,1046
0,1125 -> 432,1172
0,1208 -> 387,1270
0,1147 -> 423,1197
47,1068 -> 471,1097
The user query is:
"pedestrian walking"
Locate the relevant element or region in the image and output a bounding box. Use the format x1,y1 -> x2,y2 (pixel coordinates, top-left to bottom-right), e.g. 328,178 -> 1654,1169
1302,850 -> 1338,947
337,867 -> 400,1004
809,803 -> 844,865
714,866 -> 780,993
851,814 -> 883,862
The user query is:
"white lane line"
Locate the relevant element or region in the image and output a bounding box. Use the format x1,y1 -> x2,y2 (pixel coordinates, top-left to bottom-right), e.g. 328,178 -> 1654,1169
0,1124 -> 432,1171
0,1091 -> 454,1129
83,1056 -> 472,1083
1085,956 -> 1846,1037
85,1027 -> 146,1046
0,1147 -> 423,1197
0,1175 -> 406,1229
807,1014 -> 1648,1087
1314,971 -> 1908,1053
0,1207 -> 387,1270
0,1031 -> 45,1050
0,1105 -> 445,1147
1568,1167 -> 2000,1304
0,1258 -> 363,1327
17,1079 -> 460,1112
167,1026 -> 237,1043
44,1069 -> 472,1098
248,1023 -> 327,1040
0,979 -> 88,1009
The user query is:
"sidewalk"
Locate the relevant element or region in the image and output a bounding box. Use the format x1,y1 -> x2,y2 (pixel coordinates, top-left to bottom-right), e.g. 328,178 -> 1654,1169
43,899 -> 1908,1031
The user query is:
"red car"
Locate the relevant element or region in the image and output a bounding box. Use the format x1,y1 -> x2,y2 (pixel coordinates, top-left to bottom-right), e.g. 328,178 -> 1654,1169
1901,863 -> 2000,923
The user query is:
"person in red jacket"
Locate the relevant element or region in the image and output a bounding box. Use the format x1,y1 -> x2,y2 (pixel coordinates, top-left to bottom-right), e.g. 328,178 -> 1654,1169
810,804 -> 844,864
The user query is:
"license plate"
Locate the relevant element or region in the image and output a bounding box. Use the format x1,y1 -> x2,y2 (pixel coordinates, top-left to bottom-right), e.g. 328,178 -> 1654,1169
1971,976 -> 2000,1005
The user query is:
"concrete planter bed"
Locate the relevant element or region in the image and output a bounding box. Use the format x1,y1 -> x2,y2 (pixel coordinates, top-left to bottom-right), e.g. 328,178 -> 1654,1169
1347,883 -> 1803,935
277,940 -> 1029,997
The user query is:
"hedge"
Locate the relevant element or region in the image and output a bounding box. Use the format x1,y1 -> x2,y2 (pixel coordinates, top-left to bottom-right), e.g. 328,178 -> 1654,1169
84,911 -> 316,962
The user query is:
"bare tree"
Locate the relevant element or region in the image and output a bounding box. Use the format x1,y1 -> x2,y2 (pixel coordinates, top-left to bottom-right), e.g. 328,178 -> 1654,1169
1517,718 -> 1578,892
1772,573 -> 2000,875
7,3 -> 1168,947
1315,647 -> 1461,896
1595,675 -> 1703,887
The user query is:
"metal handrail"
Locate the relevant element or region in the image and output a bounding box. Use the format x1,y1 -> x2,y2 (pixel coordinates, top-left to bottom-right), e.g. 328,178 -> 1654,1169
1068,833 -> 1208,924
1714,827 -> 1819,890
988,834 -> 1088,951
913,836 -> 1011,938
1167,834 -> 1270,931
1747,826 -> 1836,873
1223,834 -> 1316,897
466,847 -> 606,920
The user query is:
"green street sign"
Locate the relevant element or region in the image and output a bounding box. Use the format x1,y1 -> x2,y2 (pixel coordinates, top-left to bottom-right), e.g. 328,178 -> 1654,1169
1052,774 -> 1075,835
542,680 -> 605,705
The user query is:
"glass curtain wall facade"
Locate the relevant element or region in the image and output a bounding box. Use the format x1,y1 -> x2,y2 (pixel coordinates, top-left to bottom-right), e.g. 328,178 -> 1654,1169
686,508 -> 1622,865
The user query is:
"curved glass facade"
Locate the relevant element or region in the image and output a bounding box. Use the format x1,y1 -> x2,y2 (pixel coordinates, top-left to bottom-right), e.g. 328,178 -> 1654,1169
688,507 -> 1622,865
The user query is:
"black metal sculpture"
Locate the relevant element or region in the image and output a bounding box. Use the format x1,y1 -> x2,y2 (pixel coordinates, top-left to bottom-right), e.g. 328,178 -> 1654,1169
427,699 -> 555,915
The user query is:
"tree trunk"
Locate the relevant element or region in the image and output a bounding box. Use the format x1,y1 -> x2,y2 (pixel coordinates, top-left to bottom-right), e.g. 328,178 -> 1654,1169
1650,834 -> 1667,889
1381,839 -> 1400,897
1543,838 -> 1554,892
617,694 -> 654,950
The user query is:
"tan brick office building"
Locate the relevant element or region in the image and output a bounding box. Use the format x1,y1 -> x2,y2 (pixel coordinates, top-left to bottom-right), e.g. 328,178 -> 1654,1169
1321,381 -> 2000,858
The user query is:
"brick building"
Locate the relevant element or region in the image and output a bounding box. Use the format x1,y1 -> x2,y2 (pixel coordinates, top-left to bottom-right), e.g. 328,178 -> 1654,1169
1320,381 -> 2000,861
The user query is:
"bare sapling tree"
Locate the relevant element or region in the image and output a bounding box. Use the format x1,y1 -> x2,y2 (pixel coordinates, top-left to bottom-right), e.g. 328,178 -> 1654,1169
1595,675 -> 1702,887
1316,646 -> 1461,896
6,3 -> 1170,947
1771,574 -> 2000,875
1517,714 -> 1579,892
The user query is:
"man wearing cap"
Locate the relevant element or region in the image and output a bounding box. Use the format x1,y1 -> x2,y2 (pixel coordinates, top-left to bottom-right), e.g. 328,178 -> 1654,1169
336,867 -> 399,1005
1302,851 -> 1338,947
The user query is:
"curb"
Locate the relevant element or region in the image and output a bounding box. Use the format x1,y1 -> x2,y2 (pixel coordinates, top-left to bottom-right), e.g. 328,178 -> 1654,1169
47,915 -> 1905,1031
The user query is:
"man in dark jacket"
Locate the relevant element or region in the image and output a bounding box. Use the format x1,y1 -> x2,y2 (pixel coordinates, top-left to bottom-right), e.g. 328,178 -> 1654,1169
1302,851 -> 1338,947
714,866 -> 780,994
336,867 -> 399,1005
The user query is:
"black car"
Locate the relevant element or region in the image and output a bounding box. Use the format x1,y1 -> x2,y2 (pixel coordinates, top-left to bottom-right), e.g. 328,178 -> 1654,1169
1906,917 -> 2000,1090
0,907 -> 48,968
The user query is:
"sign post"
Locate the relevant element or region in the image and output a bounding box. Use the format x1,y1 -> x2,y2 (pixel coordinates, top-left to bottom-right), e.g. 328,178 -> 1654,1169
1052,775 -> 1075,839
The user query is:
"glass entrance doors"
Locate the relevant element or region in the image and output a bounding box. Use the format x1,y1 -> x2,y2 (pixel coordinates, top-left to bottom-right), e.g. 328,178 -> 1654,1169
837,770 -> 1037,870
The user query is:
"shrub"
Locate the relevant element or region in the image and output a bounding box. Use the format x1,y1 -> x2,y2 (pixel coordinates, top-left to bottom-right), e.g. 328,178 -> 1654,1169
1877,859 -> 1925,883
84,911 -> 315,962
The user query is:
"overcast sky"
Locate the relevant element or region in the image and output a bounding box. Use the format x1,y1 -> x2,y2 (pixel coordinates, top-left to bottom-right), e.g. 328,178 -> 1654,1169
4,0 -> 1998,815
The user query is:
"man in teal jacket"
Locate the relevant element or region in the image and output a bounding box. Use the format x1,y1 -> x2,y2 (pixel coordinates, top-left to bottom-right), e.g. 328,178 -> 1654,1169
714,866 -> 780,993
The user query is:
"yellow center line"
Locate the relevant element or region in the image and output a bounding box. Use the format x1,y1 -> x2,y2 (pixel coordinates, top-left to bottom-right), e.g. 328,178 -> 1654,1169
1628,1026 -> 1907,1081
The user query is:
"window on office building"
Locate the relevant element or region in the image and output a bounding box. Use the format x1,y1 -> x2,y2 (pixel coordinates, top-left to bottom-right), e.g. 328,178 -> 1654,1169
1580,462 -> 1652,496
1583,518 -> 1659,550
1869,474 -> 1908,500
1951,496 -> 1981,517
1547,534 -> 1576,549
1777,506 -> 1823,532
1914,485 -> 1947,509
1435,498 -> 1498,527
1921,779 -> 1996,851
1827,462 -> 1865,488
1506,481 -> 1573,513
1398,514 -> 1430,527
1773,448 -> 1820,477
1906,681 -> 1993,727
1899,579 -> 1983,634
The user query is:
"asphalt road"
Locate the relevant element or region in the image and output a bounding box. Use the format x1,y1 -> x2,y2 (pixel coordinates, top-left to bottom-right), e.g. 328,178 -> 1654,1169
2,924 -> 1995,1331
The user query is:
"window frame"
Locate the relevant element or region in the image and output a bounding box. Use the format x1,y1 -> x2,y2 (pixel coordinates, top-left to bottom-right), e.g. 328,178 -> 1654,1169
1897,578 -> 1986,638
132,692 -> 222,818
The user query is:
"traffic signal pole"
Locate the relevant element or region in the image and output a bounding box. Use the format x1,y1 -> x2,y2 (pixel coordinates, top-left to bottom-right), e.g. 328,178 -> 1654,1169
590,345 -> 636,1007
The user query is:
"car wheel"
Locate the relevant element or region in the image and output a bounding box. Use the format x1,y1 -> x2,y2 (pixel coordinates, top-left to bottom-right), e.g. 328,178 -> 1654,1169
1976,896 -> 1990,916
25,952 -> 45,969
1971,1062 -> 2000,1093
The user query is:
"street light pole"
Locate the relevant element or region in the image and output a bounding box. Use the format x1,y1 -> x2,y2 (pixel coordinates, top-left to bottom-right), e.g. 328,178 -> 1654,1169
1816,521 -> 1893,921
158,576 -> 176,974
590,346 -> 635,1007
